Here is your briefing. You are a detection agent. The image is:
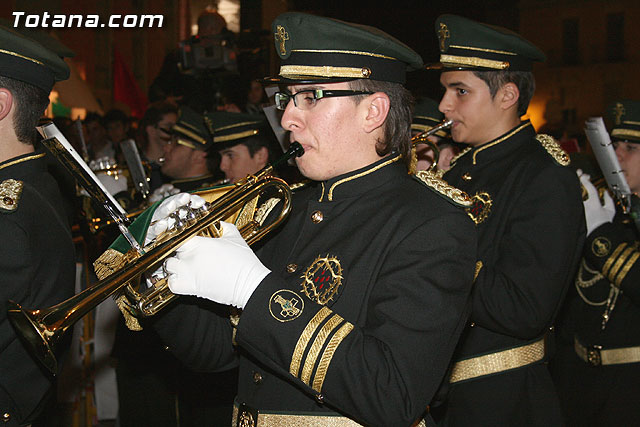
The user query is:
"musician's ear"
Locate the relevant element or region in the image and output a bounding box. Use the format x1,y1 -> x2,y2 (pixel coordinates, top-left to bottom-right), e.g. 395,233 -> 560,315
0,88 -> 14,121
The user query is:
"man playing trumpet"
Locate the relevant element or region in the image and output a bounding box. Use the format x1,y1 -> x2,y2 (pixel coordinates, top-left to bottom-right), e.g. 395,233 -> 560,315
142,12 -> 478,426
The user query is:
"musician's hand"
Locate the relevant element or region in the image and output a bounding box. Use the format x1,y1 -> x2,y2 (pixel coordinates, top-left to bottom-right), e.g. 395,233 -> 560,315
165,221 -> 270,308
148,183 -> 180,204
145,192 -> 206,246
579,170 -> 616,235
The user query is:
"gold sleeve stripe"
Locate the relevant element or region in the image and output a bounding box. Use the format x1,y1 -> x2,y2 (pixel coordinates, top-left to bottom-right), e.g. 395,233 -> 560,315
603,243 -> 628,277
607,246 -> 635,283
289,307 -> 332,377
300,314 -> 344,385
615,251 -> 640,287
312,322 -> 354,393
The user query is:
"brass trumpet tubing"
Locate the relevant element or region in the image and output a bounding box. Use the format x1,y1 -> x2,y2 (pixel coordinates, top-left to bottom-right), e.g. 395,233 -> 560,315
411,119 -> 453,172
7,143 -> 303,375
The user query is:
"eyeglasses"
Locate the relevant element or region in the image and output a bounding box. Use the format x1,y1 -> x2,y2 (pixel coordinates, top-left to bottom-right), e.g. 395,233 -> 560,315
274,89 -> 374,111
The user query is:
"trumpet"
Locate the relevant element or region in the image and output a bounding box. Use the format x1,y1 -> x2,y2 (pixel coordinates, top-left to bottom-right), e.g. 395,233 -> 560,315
7,142 -> 304,375
411,119 -> 453,172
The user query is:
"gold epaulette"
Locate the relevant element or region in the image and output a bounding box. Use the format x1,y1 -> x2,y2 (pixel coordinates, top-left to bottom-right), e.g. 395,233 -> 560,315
0,179 -> 23,213
413,170 -> 473,207
536,134 -> 570,166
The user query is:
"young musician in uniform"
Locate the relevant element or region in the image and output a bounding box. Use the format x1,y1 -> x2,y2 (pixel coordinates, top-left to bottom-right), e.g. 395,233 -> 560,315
121,12 -> 478,426
0,25 -> 75,426
429,14 -> 586,426
552,100 -> 640,426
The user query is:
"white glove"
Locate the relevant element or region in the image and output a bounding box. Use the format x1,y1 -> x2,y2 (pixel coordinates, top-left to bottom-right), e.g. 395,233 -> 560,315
579,170 -> 616,235
97,171 -> 128,195
148,183 -> 180,204
144,192 -> 206,246
165,221 -> 270,308
144,192 -> 206,287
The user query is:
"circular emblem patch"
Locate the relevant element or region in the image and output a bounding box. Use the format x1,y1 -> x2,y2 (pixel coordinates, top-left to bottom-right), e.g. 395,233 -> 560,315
466,192 -> 492,225
592,237 -> 612,257
269,290 -> 304,322
301,255 -> 343,305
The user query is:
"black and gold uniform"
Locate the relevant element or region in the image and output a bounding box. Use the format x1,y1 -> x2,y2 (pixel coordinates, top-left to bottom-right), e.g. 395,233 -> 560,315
0,153 -> 75,425
153,154 -> 477,426
426,14 -> 585,426
0,22 -> 74,426
437,121 -> 585,425
552,100 -> 640,426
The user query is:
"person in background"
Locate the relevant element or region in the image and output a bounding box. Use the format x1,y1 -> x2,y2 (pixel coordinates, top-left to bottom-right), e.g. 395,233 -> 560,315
0,24 -> 75,426
430,14 -> 585,426
84,112 -> 109,161
552,100 -> 640,426
148,106 -> 224,203
148,10 -> 242,113
136,102 -> 178,192
212,111 -> 280,184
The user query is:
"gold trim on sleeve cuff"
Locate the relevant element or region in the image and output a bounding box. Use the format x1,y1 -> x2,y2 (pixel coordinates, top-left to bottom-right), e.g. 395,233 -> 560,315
290,307 -> 332,377
615,251 -> 640,287
603,243 -> 628,278
301,314 -> 344,385
312,322 -> 354,393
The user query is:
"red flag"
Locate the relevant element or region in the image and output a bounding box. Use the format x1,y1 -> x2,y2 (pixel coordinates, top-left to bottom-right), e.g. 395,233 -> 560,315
113,48 -> 147,119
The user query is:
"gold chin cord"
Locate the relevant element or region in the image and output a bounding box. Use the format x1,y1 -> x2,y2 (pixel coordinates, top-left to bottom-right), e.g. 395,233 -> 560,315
410,119 -> 453,173
7,142 -> 304,376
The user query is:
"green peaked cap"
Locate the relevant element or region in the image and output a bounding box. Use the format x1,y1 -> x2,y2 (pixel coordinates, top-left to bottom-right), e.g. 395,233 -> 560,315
433,14 -> 545,71
0,23 -> 69,92
608,100 -> 640,143
265,12 -> 423,84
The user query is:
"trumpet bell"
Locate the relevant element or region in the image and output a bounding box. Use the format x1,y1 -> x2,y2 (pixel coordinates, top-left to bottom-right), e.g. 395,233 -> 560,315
7,300 -> 58,373
6,142 -> 304,375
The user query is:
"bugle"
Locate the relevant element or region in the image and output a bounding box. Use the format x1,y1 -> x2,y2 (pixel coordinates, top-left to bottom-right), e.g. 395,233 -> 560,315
7,142 -> 304,375
411,119 -> 453,172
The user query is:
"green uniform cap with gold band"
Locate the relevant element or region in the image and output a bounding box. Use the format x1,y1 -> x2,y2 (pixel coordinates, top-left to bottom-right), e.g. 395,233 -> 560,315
208,111 -> 268,149
412,98 -> 448,137
264,12 -> 423,84
609,100 -> 640,143
432,14 -> 545,72
171,106 -> 214,150
0,23 -> 69,92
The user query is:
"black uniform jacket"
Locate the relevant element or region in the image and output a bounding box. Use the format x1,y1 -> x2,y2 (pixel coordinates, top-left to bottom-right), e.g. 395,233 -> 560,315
437,121 -> 586,425
0,152 -> 75,426
567,207 -> 640,346
552,200 -> 640,425
153,154 -> 477,426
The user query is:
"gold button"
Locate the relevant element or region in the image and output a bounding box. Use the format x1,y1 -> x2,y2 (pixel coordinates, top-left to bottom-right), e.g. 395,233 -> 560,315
253,371 -> 263,384
469,322 -> 475,327
462,173 -> 472,181
361,67 -> 371,77
2,412 -> 10,422
311,210 -> 324,223
286,263 -> 298,273
315,393 -> 324,403
164,346 -> 170,351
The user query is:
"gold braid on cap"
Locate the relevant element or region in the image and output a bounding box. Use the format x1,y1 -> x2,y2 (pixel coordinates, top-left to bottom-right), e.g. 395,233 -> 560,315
440,54 -> 510,70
